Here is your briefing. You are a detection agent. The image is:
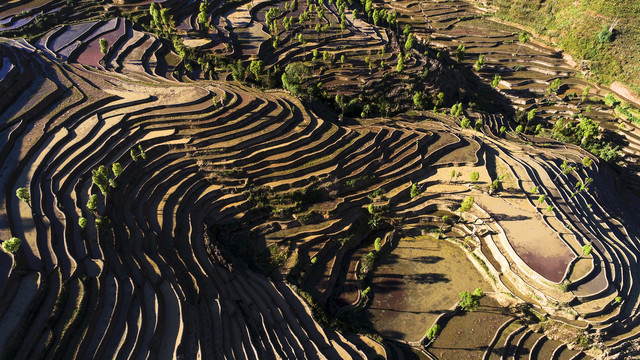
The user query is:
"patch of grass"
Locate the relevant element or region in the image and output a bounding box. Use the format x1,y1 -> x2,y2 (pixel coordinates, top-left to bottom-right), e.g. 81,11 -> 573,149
488,0 -> 640,91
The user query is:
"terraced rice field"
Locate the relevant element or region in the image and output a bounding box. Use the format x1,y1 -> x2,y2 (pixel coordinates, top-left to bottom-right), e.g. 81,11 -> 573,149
1,0 -> 640,358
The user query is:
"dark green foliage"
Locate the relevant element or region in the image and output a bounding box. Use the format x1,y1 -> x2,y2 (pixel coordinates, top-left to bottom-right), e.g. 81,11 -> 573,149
597,26 -> 612,43
552,117 -> 620,162
257,244 -> 289,274
99,38 -> 108,55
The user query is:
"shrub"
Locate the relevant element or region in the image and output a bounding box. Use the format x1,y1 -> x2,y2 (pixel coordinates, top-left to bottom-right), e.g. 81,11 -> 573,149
597,26 -> 612,43
582,243 -> 593,256
374,237 -> 382,252
99,38 -> 108,55
78,217 -> 88,229
359,251 -> 377,279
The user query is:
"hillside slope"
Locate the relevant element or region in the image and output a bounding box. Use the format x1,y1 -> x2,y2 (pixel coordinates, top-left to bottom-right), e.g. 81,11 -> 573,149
483,0 -> 640,95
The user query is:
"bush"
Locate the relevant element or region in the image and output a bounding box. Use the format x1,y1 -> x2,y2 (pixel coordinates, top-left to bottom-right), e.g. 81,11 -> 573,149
597,27 -> 612,43
582,243 -> 593,256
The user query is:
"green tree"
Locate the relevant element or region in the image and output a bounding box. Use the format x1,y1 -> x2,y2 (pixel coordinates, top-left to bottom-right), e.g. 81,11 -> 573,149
335,93 -> 347,119
491,74 -> 501,88
597,26 -> 612,43
546,205 -> 554,213
87,194 -> 98,212
527,108 -> 536,126
130,149 -> 138,162
413,92 -> 423,109
461,117 -> 471,129
515,32 -> 528,55
161,8 -> 174,29
78,217 -> 88,229
547,78 -> 562,94
515,125 -> 524,133
405,33 -> 415,51
456,43 -> 465,62
460,288 -> 483,311
249,59 -> 264,81
112,162 -> 123,178
92,165 -> 111,196
450,170 -> 456,183
474,119 -> 483,135
470,172 -> 479,182
99,38 -> 109,55
282,62 -> 310,97
138,144 -> 147,160
231,59 -> 245,81
426,324 -> 441,341
433,92 -> 445,107
582,157 -> 593,168
499,126 -> 506,135
410,183 -> 419,198
582,243 -> 593,256
374,237 -> 382,252
95,216 -> 111,231
150,3 -> 161,27
458,196 -> 474,214
537,194 -> 546,205
581,86 -> 590,102
474,54 -> 484,71
1,237 -> 21,253
530,186 -> 539,194
16,187 -> 31,207
396,55 -> 404,72
368,203 -> 375,215
438,215 -> 450,236
403,24 -> 411,37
